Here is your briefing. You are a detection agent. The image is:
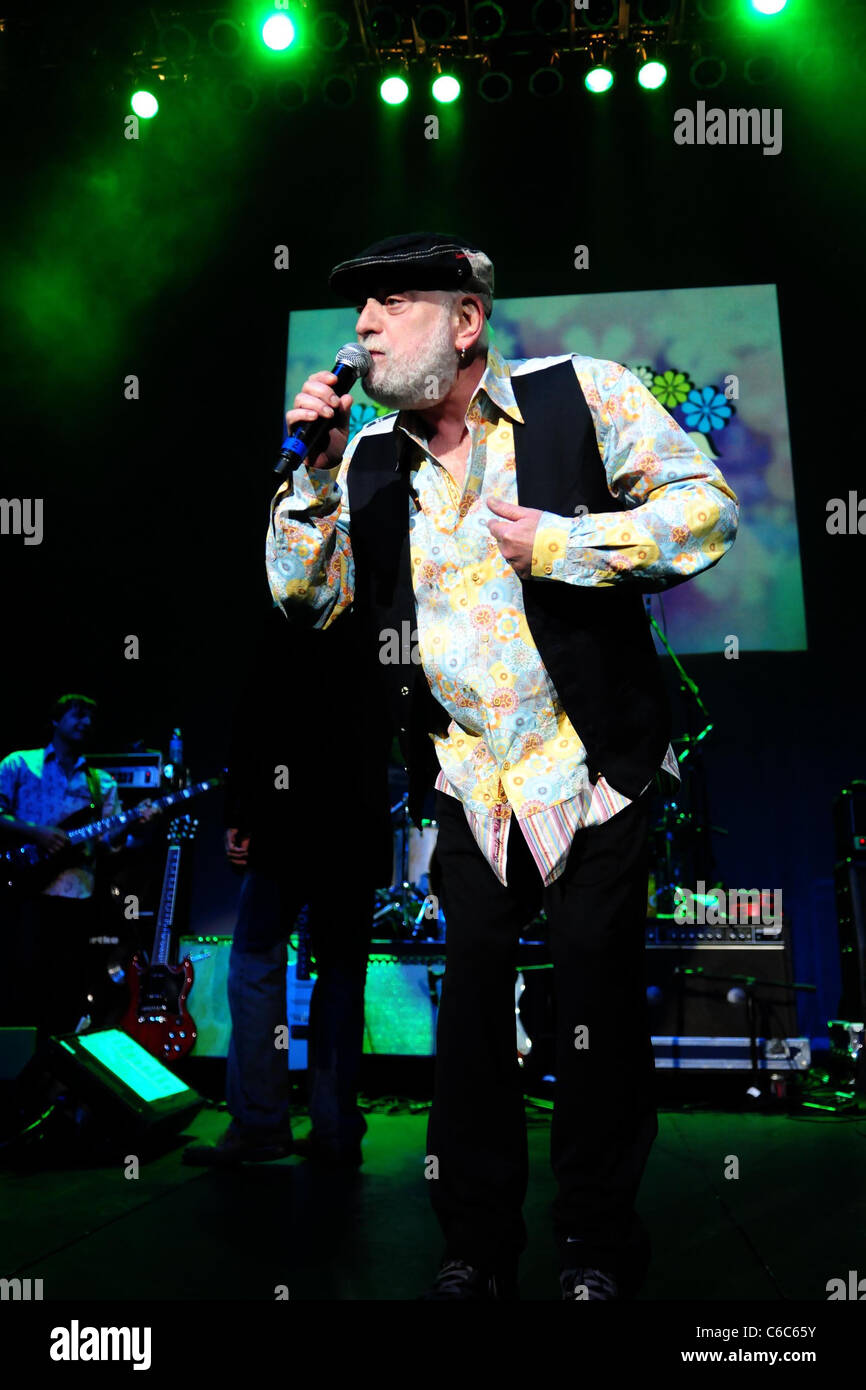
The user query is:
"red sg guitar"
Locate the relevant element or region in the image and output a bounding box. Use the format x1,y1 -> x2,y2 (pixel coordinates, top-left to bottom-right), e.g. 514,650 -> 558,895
121,814 -> 198,1065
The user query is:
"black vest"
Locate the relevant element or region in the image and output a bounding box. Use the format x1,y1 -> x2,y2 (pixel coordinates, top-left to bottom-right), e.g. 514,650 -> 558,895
346,358 -> 672,826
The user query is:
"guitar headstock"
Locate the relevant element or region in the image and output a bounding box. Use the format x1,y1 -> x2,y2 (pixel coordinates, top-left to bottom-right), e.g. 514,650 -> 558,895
167,814 -> 199,844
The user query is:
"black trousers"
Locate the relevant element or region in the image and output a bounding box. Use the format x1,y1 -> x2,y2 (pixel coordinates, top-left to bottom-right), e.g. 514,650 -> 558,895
427,785 -> 658,1280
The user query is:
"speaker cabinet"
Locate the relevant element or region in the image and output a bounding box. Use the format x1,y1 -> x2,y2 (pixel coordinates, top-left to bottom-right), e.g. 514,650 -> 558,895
834,858 -> 866,1023
644,942 -> 797,1038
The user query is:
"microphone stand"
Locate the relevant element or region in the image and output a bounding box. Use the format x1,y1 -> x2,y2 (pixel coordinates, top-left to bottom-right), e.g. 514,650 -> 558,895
675,966 -> 816,1096
646,600 -> 723,906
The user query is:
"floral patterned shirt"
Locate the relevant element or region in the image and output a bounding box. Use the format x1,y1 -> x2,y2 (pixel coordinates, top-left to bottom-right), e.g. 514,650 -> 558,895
267,346 -> 739,885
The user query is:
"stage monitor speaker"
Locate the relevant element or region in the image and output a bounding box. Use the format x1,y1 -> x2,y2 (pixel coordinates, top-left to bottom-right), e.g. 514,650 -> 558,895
39,1029 -> 203,1141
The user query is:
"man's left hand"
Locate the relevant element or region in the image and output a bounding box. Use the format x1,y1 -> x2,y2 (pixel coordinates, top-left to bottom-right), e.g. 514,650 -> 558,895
486,497 -> 543,580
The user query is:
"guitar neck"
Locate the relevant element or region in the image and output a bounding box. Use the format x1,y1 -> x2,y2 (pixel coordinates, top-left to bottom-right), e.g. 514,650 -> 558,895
65,778 -> 220,850
152,843 -> 182,965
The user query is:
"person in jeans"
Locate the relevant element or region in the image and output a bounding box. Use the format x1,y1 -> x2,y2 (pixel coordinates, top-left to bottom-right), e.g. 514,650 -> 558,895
183,608 -> 391,1167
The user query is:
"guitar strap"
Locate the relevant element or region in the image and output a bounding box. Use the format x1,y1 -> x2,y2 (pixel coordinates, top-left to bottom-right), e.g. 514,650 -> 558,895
83,764 -> 103,811
81,763 -> 113,909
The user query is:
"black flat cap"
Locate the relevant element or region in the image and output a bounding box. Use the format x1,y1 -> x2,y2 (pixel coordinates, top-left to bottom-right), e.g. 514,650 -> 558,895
329,232 -> 494,318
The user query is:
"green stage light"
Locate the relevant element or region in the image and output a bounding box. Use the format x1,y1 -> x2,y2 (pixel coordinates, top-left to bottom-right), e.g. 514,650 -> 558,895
131,90 -> 158,118
380,75 -> 409,104
751,0 -> 786,11
638,59 -> 667,88
262,13 -> 296,50
432,74 -> 461,102
585,66 -> 614,93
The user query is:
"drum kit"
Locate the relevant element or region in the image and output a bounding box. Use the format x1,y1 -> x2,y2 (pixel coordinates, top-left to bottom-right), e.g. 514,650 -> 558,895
373,770 -> 537,1069
373,786 -> 444,942
376,755 -> 721,935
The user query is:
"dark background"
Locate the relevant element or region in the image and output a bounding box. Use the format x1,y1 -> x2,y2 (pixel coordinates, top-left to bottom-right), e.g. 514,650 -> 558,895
1,2 -> 863,1037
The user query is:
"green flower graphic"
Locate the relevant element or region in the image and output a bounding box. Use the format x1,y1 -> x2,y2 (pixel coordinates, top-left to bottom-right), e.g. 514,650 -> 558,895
652,369 -> 693,407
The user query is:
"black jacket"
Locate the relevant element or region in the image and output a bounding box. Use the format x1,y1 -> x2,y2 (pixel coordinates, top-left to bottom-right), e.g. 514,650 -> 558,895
225,604 -> 393,884
346,359 -> 675,827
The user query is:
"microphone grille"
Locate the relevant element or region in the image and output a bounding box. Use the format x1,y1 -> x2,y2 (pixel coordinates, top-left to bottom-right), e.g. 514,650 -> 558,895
336,342 -> 372,377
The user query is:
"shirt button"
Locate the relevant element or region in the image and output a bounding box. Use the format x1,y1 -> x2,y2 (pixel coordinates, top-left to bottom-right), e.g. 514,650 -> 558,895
471,572 -> 480,583
401,686 -> 409,696
503,761 -> 510,771
544,564 -> 552,574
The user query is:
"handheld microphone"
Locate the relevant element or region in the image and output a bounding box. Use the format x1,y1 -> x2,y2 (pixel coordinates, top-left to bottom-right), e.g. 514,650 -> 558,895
274,342 -> 372,477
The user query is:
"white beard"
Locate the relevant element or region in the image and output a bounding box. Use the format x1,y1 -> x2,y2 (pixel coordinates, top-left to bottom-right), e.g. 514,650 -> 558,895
362,309 -> 459,410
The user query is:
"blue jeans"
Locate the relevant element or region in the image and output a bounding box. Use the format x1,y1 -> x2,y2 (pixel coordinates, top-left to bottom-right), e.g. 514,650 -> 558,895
226,866 -> 374,1147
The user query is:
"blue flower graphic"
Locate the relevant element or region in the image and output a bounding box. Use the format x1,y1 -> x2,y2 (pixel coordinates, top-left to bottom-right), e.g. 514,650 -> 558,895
681,386 -> 733,433
349,402 -> 379,432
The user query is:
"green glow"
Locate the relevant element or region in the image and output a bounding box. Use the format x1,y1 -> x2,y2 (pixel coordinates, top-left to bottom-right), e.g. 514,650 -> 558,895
751,0 -> 786,13
78,1030 -> 189,1101
432,74 -> 461,103
131,91 -> 158,119
638,60 -> 667,89
585,67 -> 614,93
262,14 -> 296,50
380,75 -> 409,105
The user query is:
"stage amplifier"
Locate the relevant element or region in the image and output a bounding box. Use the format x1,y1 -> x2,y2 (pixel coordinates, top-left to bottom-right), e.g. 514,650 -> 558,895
177,934 -> 330,1070
644,939 -> 798,1039
84,750 -> 164,790
646,916 -> 789,946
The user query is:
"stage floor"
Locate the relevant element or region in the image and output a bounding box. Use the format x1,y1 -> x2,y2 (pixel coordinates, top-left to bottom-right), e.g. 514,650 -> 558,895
1,1092 -> 862,1301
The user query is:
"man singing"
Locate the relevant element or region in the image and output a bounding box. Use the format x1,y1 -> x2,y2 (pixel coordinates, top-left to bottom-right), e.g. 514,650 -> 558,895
265,233 -> 739,1300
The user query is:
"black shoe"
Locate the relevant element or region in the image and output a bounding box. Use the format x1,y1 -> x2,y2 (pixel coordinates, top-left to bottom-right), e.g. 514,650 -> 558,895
182,1122 -> 294,1167
560,1266 -> 620,1300
419,1259 -> 519,1300
291,1132 -> 363,1168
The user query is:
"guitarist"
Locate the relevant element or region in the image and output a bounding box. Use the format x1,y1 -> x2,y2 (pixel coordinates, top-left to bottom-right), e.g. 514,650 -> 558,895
0,692 -> 157,1040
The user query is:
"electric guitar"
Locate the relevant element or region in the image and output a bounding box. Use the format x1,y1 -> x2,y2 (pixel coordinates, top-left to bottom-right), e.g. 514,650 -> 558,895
120,813 -> 199,1065
1,776 -> 223,894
